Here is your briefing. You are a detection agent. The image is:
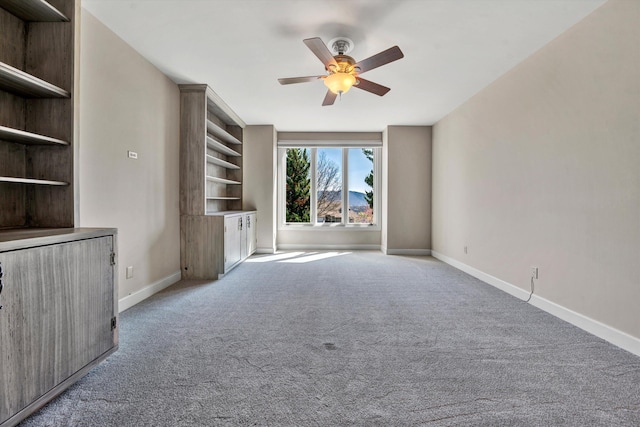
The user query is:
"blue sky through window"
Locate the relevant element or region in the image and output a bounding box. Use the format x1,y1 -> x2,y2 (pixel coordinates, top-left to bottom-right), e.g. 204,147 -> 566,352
319,148 -> 372,194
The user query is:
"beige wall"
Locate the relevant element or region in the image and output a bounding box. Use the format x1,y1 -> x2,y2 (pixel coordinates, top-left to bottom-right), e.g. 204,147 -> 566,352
79,10 -> 181,302
432,0 -> 640,339
243,125 -> 277,253
277,229 -> 381,250
383,126 -> 432,253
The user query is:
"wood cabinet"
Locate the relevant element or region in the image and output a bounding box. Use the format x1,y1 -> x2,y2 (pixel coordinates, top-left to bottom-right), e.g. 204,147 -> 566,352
0,4 -> 116,425
179,84 -> 257,280
0,0 -> 78,229
0,228 -> 118,427
181,211 -> 257,280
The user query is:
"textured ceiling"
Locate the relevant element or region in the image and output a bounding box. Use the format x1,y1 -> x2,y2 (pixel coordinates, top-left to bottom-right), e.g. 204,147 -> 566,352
82,0 -> 606,131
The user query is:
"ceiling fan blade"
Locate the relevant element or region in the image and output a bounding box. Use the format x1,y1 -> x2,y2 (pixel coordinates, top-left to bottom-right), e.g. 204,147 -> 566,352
354,77 -> 391,96
303,37 -> 338,68
322,90 -> 337,106
278,76 -> 324,85
354,46 -> 404,74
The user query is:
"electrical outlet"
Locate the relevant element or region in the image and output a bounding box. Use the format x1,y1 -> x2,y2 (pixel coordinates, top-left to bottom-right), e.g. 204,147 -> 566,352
126,266 -> 134,279
531,267 -> 538,279
127,150 -> 138,159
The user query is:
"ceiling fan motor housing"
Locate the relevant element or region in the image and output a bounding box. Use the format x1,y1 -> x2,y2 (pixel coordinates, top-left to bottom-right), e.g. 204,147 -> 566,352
330,38 -> 353,55
328,54 -> 357,74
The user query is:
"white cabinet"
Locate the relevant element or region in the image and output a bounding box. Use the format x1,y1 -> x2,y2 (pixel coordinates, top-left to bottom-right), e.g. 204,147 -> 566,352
224,214 -> 242,271
246,212 -> 257,257
181,211 -> 257,280
0,228 -> 118,427
222,211 -> 257,276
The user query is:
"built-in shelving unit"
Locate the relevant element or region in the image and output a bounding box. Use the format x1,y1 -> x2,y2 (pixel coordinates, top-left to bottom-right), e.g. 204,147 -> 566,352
0,3 -> 93,425
179,84 -> 256,280
179,84 -> 245,214
0,0 -> 77,230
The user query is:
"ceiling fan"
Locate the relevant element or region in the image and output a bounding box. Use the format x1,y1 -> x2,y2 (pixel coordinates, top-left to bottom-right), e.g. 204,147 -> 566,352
278,37 -> 404,106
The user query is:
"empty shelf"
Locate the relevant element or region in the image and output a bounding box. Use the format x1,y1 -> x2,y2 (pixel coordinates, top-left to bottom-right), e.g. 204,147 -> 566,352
0,0 -> 69,22
206,176 -> 241,185
207,119 -> 242,145
0,62 -> 70,98
206,197 -> 241,201
0,125 -> 69,146
206,136 -> 241,157
206,154 -> 240,169
0,176 -> 68,186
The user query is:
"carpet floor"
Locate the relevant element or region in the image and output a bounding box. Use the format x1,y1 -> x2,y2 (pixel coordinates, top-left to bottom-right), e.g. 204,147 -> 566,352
20,252 -> 640,426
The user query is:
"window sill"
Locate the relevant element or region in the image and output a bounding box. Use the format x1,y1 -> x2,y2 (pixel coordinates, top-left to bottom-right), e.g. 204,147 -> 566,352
279,223 -> 381,231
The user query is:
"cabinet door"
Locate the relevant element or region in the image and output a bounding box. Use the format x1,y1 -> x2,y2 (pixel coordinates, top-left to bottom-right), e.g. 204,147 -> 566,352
246,213 -> 257,256
0,237 -> 115,425
240,215 -> 248,260
224,215 -> 242,272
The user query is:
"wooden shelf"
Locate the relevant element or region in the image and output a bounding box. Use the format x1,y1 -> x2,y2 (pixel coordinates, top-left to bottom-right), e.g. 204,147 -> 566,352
0,125 -> 69,146
206,154 -> 240,169
207,119 -> 242,145
206,176 -> 241,185
0,0 -> 69,22
0,176 -> 68,186
0,62 -> 70,98
206,136 -> 241,157
206,197 -> 241,201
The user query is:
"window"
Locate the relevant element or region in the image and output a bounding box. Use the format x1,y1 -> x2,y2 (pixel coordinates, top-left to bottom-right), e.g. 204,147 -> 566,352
348,148 -> 374,224
316,148 -> 342,223
280,146 -> 379,227
285,148 -> 311,222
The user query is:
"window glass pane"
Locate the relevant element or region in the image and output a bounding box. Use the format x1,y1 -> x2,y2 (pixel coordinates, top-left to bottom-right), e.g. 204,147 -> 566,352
317,148 -> 342,223
285,148 -> 311,223
348,148 -> 374,224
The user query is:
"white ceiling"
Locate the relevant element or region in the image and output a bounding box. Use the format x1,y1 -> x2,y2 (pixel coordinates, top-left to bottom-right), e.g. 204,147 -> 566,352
82,0 -> 606,132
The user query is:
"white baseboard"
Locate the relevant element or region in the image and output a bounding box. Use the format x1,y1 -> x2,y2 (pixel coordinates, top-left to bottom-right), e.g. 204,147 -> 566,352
255,247 -> 276,254
386,249 -> 432,256
276,244 -> 381,251
431,251 -> 640,357
118,270 -> 182,313
431,251 -> 530,300
529,295 -> 640,357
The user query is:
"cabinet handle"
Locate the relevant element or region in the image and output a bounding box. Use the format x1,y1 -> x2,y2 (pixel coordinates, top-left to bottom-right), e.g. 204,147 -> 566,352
238,217 -> 243,230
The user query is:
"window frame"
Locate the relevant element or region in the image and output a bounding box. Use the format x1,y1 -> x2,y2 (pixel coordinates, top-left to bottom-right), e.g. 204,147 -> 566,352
278,146 -> 381,230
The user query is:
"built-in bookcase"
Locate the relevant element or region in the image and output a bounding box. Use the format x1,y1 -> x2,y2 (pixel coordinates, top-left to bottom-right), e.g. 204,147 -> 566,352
179,84 -> 245,214
0,0 -> 77,229
179,84 -> 257,280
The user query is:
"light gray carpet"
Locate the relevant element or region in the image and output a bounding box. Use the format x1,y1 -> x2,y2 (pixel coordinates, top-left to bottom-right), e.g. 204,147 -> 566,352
20,252 -> 640,426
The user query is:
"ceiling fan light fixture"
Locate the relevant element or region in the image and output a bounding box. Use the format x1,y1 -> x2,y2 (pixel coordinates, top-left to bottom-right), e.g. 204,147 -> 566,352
324,72 -> 356,95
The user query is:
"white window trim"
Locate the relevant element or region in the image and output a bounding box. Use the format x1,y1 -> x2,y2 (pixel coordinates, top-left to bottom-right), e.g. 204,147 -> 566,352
278,146 -> 381,231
